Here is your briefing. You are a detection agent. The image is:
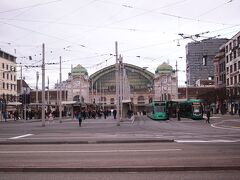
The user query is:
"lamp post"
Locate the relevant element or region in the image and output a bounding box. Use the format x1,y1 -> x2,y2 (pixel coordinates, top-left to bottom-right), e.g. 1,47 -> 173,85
185,81 -> 188,100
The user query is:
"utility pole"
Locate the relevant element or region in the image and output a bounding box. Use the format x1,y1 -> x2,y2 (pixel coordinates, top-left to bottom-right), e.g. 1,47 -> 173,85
36,71 -> 39,103
176,61 -> 178,100
20,65 -> 27,121
115,41 -> 120,126
70,65 -> 74,120
119,55 -> 123,121
41,43 -> 46,127
20,65 -> 23,120
47,76 -> 50,105
59,56 -> 62,123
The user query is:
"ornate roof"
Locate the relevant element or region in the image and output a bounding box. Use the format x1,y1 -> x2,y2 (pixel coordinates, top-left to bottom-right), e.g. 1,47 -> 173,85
89,63 -> 154,83
155,62 -> 173,74
71,64 -> 88,77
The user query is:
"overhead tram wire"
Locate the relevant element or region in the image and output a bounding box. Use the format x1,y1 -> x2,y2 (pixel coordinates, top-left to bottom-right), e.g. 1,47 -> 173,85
0,0 -> 63,14
196,0 -> 235,18
9,0 -> 100,46
56,0 -> 189,41
0,21 -> 109,57
98,0 -> 238,28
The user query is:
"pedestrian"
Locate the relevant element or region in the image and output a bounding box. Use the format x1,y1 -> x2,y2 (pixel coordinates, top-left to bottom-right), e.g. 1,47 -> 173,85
77,111 -> 82,127
113,109 -> 117,119
49,113 -> 54,124
177,107 -> 181,121
131,112 -> 135,124
206,108 -> 210,124
3,111 -> 7,122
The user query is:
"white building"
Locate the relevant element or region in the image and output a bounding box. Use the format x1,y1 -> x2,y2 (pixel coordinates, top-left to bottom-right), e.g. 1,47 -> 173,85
0,50 -> 17,102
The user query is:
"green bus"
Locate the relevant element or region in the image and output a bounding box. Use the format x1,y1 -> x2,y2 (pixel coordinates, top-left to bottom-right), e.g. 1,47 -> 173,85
179,99 -> 204,120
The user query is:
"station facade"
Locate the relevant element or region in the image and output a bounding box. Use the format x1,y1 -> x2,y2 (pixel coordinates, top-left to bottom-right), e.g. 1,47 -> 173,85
64,62 -> 178,112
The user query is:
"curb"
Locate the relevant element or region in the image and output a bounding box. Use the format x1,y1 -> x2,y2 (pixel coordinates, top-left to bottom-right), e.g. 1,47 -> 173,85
0,139 -> 174,145
1,166 -> 240,172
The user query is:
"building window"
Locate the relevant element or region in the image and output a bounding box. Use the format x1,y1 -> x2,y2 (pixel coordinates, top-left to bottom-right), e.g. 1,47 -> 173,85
100,97 -> 106,104
234,63 -> 237,72
234,75 -> 237,84
7,73 -> 9,80
230,65 -> 233,73
225,45 -> 228,53
233,40 -> 237,47
203,55 -> 207,66
226,67 -> 229,74
137,96 -> 145,104
226,55 -> 229,63
230,77 -> 233,85
234,50 -> 237,59
2,63 -> 4,69
3,82 -> 5,89
110,98 -> 114,104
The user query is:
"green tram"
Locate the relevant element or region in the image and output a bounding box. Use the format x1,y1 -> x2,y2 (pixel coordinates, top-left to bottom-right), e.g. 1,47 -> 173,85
147,101 -> 177,120
178,99 -> 204,120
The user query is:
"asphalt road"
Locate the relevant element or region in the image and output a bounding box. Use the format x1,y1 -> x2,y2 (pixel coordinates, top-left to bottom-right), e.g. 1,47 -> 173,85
0,142 -> 240,169
1,171 -> 240,180
0,115 -> 240,179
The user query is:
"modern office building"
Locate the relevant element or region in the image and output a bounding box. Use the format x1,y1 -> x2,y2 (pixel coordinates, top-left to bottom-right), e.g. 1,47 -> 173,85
186,38 -> 228,86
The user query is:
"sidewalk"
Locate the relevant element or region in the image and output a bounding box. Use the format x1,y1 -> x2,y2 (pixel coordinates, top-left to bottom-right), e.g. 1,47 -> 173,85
0,116 -> 175,145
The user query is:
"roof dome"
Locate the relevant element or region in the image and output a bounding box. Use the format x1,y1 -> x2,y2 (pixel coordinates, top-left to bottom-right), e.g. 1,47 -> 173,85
72,64 -> 88,77
155,62 -> 173,74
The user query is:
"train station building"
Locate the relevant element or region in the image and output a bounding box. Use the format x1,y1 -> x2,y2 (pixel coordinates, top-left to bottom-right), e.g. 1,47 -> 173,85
60,62 -> 178,113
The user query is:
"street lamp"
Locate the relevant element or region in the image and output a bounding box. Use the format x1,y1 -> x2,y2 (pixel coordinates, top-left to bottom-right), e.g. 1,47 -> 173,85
185,81 -> 188,100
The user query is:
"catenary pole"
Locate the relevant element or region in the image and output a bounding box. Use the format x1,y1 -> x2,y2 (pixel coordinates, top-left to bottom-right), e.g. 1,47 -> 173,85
59,56 -> 62,123
41,43 -> 46,127
115,41 -> 120,126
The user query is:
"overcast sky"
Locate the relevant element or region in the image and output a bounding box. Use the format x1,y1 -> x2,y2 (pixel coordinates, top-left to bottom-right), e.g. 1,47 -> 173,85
0,0 -> 239,89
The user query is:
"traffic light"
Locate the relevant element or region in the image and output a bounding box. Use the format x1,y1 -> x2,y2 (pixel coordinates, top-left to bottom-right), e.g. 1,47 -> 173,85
19,95 -> 23,103
26,94 -> 30,104
19,94 -> 30,104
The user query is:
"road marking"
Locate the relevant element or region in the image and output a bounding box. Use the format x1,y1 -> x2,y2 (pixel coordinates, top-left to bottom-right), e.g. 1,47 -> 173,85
9,134 -> 33,139
0,149 -> 182,154
175,140 -> 240,143
211,120 -> 240,130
